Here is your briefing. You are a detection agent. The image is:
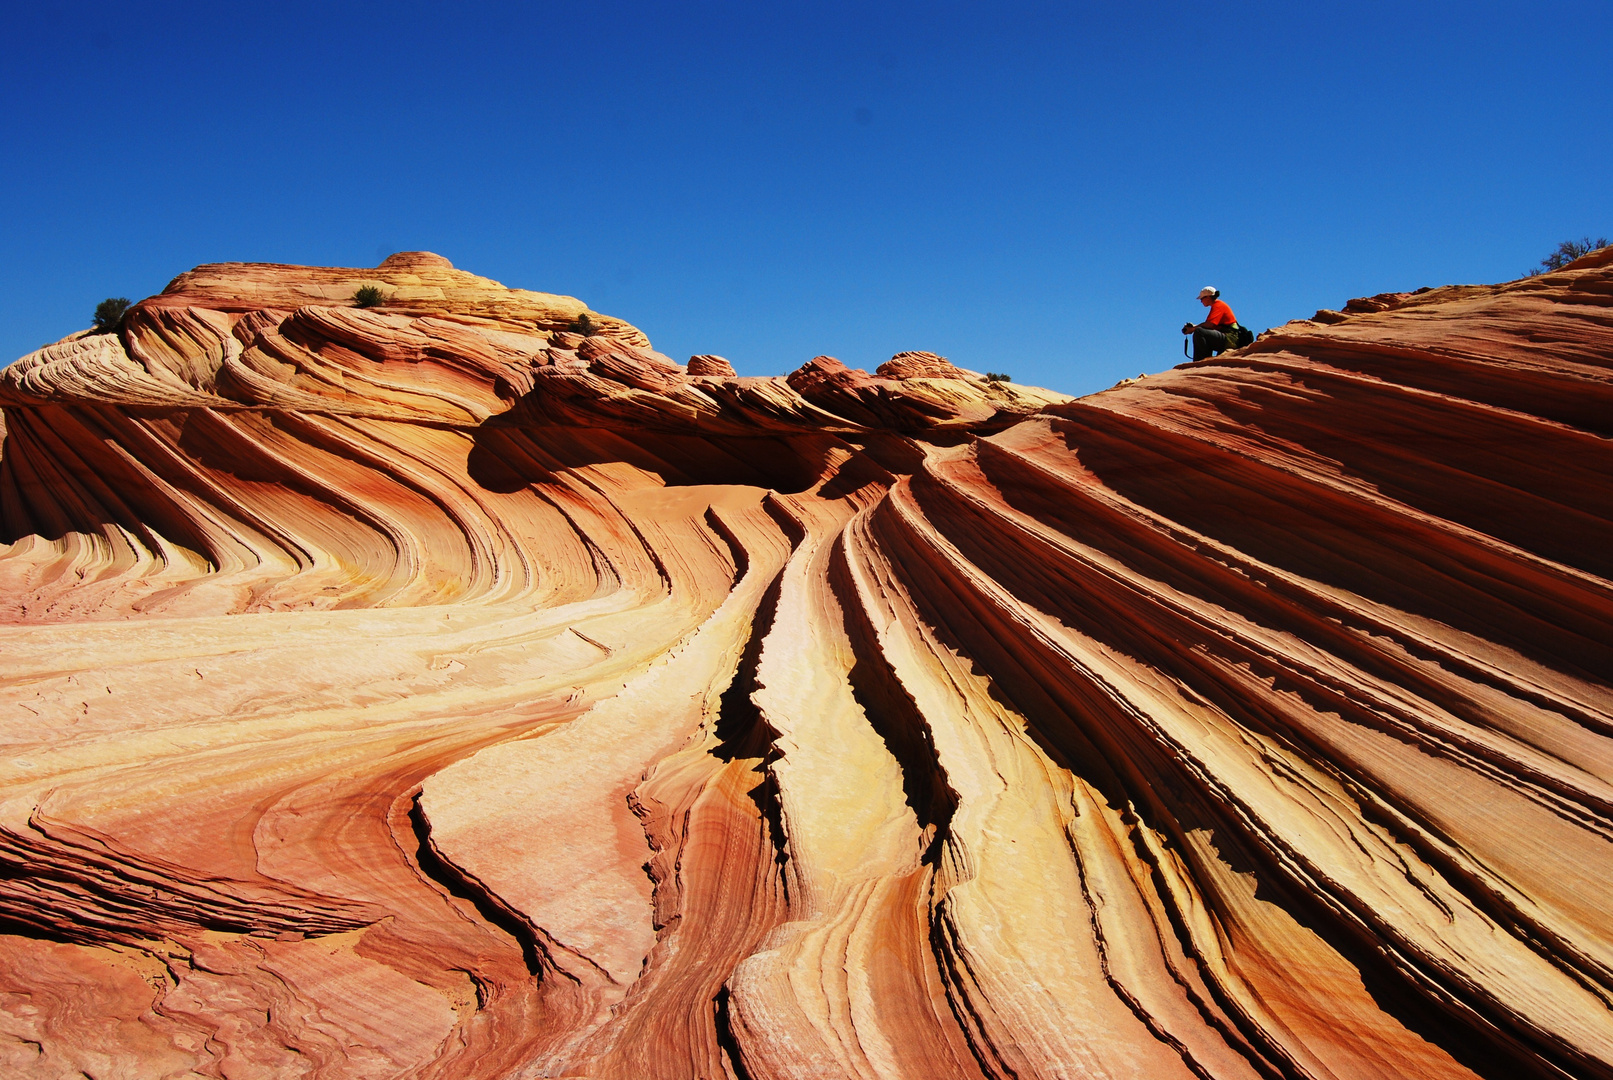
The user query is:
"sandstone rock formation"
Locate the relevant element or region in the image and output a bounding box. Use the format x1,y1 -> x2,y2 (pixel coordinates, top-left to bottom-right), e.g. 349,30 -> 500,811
688,354 -> 737,377
875,350 -> 965,379
0,249 -> 1610,1079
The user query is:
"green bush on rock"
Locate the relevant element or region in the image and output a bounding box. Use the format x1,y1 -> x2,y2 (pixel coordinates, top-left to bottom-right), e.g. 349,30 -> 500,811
93,297 -> 131,332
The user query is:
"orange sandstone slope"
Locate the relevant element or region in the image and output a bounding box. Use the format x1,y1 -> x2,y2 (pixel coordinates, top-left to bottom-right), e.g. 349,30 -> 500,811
0,252 -> 1610,1080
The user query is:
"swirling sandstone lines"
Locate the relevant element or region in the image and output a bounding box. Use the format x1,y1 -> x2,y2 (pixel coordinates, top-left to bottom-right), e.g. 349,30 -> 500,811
1,250 -> 1611,1078
884,443 -> 1609,1075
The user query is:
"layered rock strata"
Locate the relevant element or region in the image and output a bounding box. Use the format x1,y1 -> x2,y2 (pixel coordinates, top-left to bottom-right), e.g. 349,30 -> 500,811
0,250 -> 1610,1079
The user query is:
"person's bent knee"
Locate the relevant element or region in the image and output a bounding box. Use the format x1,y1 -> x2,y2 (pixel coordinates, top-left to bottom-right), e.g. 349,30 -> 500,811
1192,328 -> 1227,360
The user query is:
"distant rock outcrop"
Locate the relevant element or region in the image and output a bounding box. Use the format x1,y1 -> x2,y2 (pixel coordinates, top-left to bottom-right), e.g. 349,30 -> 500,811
1,250 -> 1611,1079
687,353 -> 736,376
876,350 -> 964,378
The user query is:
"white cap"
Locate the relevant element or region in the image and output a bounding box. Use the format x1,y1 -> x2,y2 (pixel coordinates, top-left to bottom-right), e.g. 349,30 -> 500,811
1199,286 -> 1219,298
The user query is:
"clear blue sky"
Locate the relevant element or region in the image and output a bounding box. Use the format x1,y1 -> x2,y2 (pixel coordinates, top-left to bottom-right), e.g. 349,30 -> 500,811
3,1 -> 1609,396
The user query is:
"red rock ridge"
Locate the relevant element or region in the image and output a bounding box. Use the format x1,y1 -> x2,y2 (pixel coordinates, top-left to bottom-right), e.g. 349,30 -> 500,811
0,250 -> 1610,1079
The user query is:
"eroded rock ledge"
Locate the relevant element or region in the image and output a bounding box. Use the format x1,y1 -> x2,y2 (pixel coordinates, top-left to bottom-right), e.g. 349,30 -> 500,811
0,250 -> 1610,1079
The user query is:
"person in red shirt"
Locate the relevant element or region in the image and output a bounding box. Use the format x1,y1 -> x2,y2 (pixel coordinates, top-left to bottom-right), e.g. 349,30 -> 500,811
1182,286 -> 1239,360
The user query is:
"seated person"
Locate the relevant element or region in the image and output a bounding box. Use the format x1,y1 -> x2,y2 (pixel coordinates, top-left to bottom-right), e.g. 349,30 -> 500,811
1183,287 -> 1238,359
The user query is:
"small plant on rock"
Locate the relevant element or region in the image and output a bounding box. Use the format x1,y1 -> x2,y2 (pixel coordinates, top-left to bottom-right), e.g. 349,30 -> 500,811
353,285 -> 386,308
572,313 -> 598,336
985,371 -> 1012,383
93,297 -> 131,332
1526,236 -> 1609,276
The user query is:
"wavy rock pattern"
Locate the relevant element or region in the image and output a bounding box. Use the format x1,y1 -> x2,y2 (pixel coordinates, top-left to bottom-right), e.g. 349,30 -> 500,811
0,250 -> 1610,1079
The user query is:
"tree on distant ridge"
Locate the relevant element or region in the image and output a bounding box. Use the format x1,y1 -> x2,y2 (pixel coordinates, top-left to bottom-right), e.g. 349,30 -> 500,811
93,297 -> 131,332
1526,236 -> 1609,276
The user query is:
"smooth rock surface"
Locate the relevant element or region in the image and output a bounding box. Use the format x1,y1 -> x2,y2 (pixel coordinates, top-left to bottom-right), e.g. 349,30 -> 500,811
0,250 -> 1610,1078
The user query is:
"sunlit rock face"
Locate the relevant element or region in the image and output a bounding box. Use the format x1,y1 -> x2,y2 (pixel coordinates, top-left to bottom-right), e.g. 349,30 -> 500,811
0,250 -> 1610,1079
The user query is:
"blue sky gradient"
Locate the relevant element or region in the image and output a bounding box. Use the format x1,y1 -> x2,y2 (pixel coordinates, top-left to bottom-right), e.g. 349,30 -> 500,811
3,1 -> 1609,395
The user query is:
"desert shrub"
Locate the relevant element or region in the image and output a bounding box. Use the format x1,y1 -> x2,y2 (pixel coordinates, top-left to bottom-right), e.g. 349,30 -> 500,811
353,285 -> 385,308
1527,237 -> 1609,276
93,297 -> 131,332
572,313 -> 598,336
985,371 -> 1012,383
